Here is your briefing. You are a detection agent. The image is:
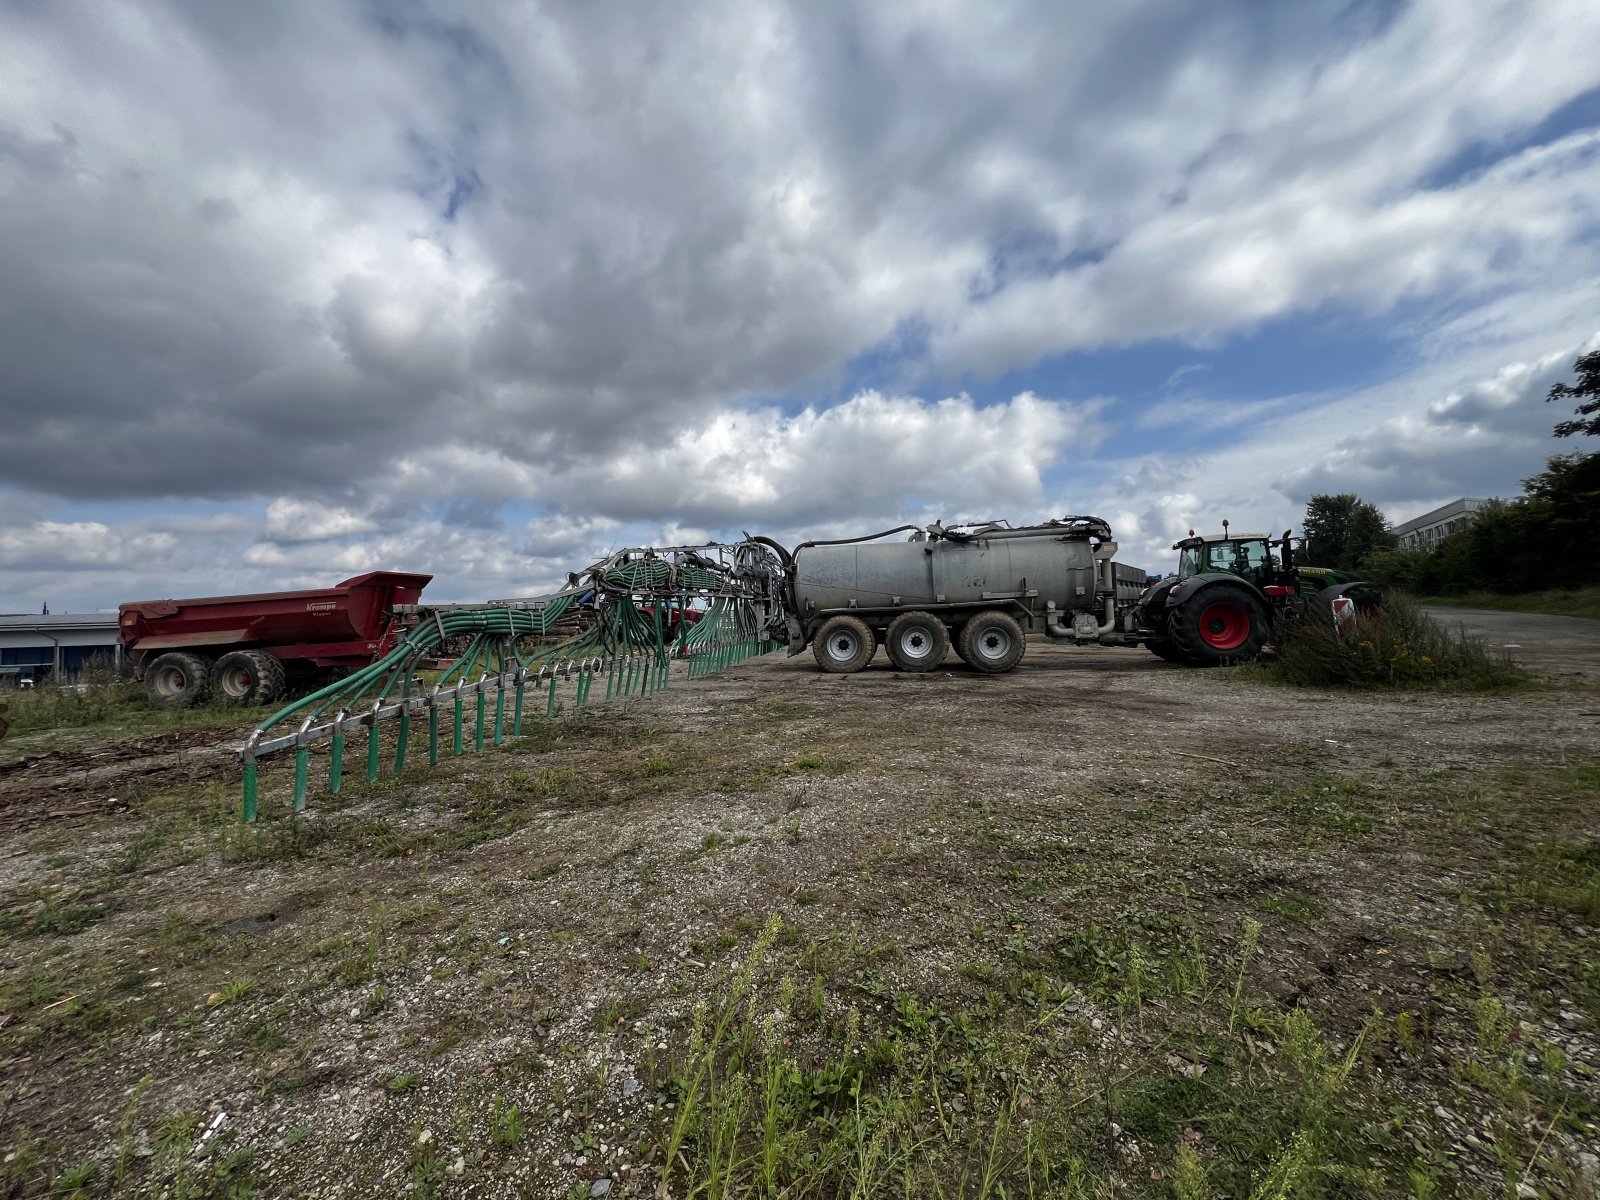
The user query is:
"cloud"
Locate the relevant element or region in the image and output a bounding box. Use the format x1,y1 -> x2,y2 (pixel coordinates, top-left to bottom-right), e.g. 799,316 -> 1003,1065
262,498 -> 380,542
1,0 -> 1597,512
1278,335 -> 1600,513
2,0 -> 1599,604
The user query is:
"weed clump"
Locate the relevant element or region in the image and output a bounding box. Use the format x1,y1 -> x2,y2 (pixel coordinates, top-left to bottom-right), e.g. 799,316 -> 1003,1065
1259,595 -> 1532,691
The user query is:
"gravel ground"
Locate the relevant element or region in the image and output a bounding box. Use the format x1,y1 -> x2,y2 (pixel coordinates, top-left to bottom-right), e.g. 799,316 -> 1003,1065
2,637 -> 1598,1198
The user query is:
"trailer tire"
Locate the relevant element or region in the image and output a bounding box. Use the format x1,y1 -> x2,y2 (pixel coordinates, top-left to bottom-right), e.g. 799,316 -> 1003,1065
1168,583 -> 1267,667
210,650 -> 287,705
143,651 -> 214,709
885,611 -> 950,672
811,615 -> 876,673
957,611 -> 1025,673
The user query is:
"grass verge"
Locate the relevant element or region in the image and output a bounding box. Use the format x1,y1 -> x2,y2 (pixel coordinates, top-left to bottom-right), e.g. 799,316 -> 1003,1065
1415,588 -> 1600,622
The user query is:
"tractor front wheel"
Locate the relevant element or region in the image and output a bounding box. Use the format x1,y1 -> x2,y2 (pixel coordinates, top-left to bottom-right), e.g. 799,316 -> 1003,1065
1169,584 -> 1268,667
1143,638 -> 1187,663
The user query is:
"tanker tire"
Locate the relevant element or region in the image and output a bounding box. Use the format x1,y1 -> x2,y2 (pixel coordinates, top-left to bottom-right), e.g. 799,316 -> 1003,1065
812,615 -> 876,673
1144,638 -> 1187,663
957,611 -> 1025,673
143,651 -> 214,709
1168,583 -> 1267,667
210,650 -> 287,705
885,611 -> 950,672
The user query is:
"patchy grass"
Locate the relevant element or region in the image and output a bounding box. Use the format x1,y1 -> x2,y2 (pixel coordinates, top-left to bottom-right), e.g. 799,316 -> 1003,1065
0,674 -> 271,746
1417,587 -> 1600,622
3,654 -> 1599,1197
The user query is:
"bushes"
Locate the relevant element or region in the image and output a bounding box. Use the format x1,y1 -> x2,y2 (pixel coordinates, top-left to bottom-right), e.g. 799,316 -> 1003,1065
1363,451 -> 1600,597
1260,595 -> 1531,691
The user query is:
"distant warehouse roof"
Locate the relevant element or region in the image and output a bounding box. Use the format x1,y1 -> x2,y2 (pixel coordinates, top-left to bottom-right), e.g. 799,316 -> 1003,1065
0,613 -> 120,634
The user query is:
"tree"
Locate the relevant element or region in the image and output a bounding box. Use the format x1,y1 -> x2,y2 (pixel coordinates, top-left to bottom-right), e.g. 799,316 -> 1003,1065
1302,493 -> 1396,571
1547,349 -> 1600,438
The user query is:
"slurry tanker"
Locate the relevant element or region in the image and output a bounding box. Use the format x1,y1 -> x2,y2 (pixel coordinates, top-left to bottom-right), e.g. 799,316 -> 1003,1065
775,515 -> 1148,673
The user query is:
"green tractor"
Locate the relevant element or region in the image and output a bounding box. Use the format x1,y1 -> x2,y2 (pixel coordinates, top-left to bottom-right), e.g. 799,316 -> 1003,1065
1135,524 -> 1380,666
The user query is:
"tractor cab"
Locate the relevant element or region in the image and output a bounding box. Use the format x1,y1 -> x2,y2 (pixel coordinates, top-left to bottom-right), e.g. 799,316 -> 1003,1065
1173,532 -> 1281,592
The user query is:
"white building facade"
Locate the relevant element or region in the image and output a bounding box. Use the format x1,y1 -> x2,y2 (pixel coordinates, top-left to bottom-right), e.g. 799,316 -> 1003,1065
1392,498 -> 1489,552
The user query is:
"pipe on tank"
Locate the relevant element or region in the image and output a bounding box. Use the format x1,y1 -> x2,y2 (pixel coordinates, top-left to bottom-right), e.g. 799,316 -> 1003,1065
1094,540 -> 1120,635
1043,601 -> 1072,639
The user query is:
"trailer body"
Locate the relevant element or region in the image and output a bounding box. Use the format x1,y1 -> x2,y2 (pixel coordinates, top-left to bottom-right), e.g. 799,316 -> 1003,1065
119,571 -> 432,707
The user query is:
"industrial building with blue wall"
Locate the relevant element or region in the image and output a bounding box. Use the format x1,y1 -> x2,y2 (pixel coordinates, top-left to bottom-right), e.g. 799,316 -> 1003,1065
0,613 -> 121,683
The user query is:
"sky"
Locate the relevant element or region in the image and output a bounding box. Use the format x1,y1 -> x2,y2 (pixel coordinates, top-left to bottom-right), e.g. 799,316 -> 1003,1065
2,0 -> 1599,612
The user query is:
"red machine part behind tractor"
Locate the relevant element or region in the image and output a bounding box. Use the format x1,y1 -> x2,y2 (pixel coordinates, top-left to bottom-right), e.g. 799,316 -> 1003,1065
118,571 -> 432,709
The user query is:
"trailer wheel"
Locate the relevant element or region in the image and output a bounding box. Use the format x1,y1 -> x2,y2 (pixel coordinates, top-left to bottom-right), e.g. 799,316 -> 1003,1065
210,650 -> 288,705
143,651 -> 214,709
957,611 -> 1025,673
811,615 -> 876,673
1168,584 -> 1267,667
885,611 -> 950,672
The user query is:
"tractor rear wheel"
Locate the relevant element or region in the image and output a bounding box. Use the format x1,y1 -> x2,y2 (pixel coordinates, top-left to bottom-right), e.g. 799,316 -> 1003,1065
143,651 -> 214,709
958,611 -> 1025,673
885,611 -> 950,672
1169,584 -> 1267,667
812,615 -> 876,674
210,650 -> 288,705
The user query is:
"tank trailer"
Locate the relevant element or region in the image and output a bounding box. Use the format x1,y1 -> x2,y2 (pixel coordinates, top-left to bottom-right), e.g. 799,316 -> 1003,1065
771,515 -> 1382,674
775,515 -> 1148,673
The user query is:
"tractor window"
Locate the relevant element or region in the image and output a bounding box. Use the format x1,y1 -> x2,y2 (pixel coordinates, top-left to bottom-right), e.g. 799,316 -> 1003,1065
1177,546 -> 1205,579
1207,540 -> 1271,582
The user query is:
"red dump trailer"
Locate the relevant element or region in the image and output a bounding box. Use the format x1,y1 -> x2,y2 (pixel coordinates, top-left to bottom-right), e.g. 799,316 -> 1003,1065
119,571 -> 432,709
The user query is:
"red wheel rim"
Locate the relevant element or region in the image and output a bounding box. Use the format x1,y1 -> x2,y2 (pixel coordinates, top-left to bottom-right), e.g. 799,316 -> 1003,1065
1198,601 -> 1251,650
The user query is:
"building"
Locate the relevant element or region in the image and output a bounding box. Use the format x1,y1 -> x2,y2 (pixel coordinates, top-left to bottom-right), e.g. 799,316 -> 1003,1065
0,613 -> 122,685
1392,498 -> 1488,552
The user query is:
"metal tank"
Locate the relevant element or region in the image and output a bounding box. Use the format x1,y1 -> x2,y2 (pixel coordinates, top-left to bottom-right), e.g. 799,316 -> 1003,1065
782,516 -> 1140,674
793,529 -> 1101,615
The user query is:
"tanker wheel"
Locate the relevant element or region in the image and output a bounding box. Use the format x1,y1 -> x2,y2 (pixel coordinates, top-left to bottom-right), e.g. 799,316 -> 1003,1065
885,611 -> 950,672
811,615 -> 876,673
142,651 -> 214,709
957,611 -> 1025,673
210,650 -> 288,705
1169,584 -> 1267,667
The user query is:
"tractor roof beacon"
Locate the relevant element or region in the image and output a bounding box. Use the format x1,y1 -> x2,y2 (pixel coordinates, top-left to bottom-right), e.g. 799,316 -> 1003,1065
1134,528 -> 1381,668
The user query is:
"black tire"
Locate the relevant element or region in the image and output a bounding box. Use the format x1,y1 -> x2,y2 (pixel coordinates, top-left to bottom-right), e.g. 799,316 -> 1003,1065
957,611 -> 1026,673
1168,583 -> 1268,667
885,611 -> 950,672
210,650 -> 288,705
811,615 -> 876,673
142,651 -> 214,709
1144,638 -> 1187,663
